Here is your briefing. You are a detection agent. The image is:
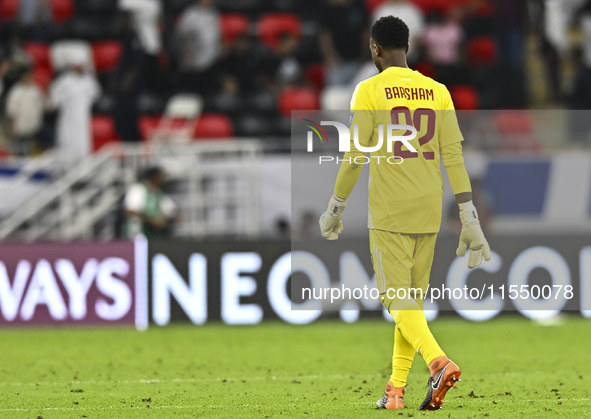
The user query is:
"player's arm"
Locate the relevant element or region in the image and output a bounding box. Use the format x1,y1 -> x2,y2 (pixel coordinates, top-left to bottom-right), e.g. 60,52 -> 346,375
440,92 -> 491,268
319,82 -> 373,240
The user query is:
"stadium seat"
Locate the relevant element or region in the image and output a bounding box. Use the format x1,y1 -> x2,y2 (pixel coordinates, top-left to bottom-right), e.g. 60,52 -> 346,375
257,13 -> 301,50
139,115 -> 160,141
24,43 -> 52,70
143,95 -> 204,142
64,17 -> 119,41
33,67 -> 53,91
365,0 -> 387,13
234,113 -> 274,137
74,0 -> 118,16
221,13 -> 250,45
51,40 -> 93,71
304,63 -> 325,90
413,62 -> 435,79
194,113 -> 234,139
91,115 -> 120,152
492,110 -> 540,153
467,36 -> 498,67
247,91 -> 277,114
320,86 -> 352,111
51,0 -> 74,22
409,0 -> 437,13
92,41 -> 122,72
0,0 -> 19,20
449,85 -> 479,110
278,88 -> 319,117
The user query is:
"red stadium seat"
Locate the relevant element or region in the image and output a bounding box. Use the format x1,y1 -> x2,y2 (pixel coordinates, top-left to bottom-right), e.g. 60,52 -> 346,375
92,42 -> 123,72
50,0 -> 74,23
304,63 -> 325,90
139,116 -> 160,141
409,0 -> 437,13
257,13 -> 301,50
194,113 -> 234,139
492,110 -> 533,136
492,111 -> 540,153
365,0 -> 387,13
221,13 -> 250,45
413,62 -> 435,79
278,88 -> 320,117
467,36 -> 498,67
0,0 -> 19,20
91,115 -> 121,152
25,43 -> 51,70
33,66 -> 53,91
449,85 -> 479,110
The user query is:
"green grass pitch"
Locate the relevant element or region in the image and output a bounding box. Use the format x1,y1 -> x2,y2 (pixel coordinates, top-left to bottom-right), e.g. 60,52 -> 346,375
0,316 -> 589,418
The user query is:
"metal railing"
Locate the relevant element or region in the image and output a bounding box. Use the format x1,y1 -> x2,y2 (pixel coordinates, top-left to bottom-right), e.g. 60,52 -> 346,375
0,140 -> 262,242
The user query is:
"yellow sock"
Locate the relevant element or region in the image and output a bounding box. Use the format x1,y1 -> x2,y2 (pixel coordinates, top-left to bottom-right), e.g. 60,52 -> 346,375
390,300 -> 445,366
390,324 -> 414,387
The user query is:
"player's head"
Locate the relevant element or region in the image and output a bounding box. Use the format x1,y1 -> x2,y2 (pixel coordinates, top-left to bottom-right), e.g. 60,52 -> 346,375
143,166 -> 166,188
370,16 -> 410,72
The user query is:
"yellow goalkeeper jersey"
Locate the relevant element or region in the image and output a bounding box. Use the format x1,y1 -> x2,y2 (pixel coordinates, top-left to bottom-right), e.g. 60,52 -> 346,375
334,66 -> 466,234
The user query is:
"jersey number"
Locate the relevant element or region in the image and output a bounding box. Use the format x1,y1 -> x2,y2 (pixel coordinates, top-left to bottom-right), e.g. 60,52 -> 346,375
390,107 -> 436,160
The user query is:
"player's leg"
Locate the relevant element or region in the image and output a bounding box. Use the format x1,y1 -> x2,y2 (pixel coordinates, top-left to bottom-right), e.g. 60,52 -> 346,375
371,230 -> 415,410
411,233 -> 461,411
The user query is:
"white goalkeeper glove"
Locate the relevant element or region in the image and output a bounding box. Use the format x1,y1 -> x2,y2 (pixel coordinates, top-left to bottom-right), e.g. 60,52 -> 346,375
456,201 -> 491,269
319,195 -> 346,240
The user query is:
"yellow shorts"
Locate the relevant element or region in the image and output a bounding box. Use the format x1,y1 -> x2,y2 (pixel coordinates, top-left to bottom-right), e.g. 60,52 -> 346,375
369,229 -> 438,311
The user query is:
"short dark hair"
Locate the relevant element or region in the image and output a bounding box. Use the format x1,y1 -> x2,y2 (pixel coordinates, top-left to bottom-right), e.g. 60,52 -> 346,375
142,166 -> 164,181
371,16 -> 409,50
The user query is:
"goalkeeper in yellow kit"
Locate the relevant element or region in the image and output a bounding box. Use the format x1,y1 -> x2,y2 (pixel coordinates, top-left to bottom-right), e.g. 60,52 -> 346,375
318,16 -> 491,411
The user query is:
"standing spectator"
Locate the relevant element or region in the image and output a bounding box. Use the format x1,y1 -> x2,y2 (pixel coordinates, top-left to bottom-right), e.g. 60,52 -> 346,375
123,166 -> 179,239
372,0 -> 425,62
113,12 -> 145,142
18,0 -> 52,41
220,34 -> 273,92
423,11 -> 464,85
319,0 -> 369,86
48,56 -> 101,159
118,0 -> 162,91
492,0 -> 528,107
175,0 -> 221,95
568,49 -> 591,144
6,67 -> 45,156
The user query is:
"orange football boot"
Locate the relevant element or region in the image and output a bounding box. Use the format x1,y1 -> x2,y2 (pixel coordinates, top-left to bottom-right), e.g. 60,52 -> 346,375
418,356 -> 461,410
376,381 -> 405,410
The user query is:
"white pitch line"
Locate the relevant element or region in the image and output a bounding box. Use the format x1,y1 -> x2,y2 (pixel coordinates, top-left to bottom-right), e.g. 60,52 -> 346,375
0,373 -> 383,388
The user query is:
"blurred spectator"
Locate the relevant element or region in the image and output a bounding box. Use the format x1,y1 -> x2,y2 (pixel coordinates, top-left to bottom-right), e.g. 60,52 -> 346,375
119,0 -> 163,91
372,0 -> 424,62
275,217 -> 291,239
176,0 -> 221,95
123,166 -> 179,239
300,211 -> 317,240
2,32 -> 33,93
320,0 -> 369,86
48,56 -> 101,159
18,0 -> 52,41
568,48 -> 591,144
272,32 -> 304,86
212,74 -> 244,113
423,11 -> 465,85
492,0 -> 528,107
220,34 -> 269,92
0,57 -> 10,95
113,12 -> 145,142
579,0 -> 591,70
6,67 -> 45,156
